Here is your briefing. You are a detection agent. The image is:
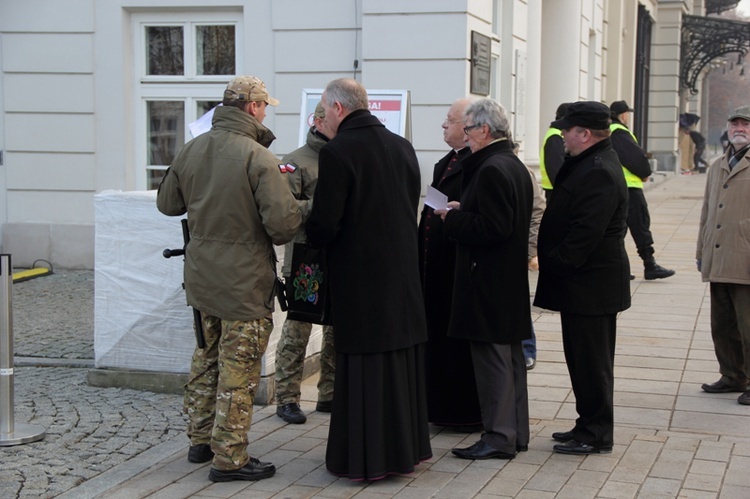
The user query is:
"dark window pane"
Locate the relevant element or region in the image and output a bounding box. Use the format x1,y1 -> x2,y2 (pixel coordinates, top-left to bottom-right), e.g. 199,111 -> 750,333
147,26 -> 184,75
148,169 -> 167,190
197,100 -> 221,116
196,25 -> 235,75
147,101 -> 184,166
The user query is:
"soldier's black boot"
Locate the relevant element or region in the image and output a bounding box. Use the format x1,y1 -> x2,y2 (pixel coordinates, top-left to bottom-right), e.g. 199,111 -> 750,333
209,458 -> 276,482
188,444 -> 214,463
276,403 -> 307,424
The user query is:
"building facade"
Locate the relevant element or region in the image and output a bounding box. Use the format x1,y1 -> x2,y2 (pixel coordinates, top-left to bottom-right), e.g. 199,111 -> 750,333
0,0 -> 711,270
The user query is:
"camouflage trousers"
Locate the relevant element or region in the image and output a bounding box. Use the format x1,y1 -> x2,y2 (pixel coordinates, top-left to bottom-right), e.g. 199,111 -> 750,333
275,319 -> 335,405
184,314 -> 272,471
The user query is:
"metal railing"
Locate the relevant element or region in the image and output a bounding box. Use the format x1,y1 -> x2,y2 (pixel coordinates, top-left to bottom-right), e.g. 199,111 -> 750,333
0,254 -> 46,446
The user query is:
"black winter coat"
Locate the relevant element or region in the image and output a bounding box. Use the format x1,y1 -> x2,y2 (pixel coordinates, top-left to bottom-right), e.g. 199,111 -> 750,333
534,138 -> 631,315
443,139 -> 533,344
306,110 -> 427,354
417,147 -> 470,334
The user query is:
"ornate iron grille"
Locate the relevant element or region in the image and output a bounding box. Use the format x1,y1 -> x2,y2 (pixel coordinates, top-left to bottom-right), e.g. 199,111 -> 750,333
680,14 -> 750,94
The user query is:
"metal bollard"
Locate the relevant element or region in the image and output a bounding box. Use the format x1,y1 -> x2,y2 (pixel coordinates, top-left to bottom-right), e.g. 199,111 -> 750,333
0,254 -> 45,446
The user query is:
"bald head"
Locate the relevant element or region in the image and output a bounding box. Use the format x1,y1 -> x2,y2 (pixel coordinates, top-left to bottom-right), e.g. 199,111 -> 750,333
443,98 -> 472,150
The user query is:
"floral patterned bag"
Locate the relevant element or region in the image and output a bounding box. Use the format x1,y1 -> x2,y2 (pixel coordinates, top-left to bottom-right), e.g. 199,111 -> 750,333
285,242 -> 332,325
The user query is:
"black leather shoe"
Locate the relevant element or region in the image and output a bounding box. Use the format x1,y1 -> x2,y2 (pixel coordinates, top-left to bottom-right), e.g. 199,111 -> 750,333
552,430 -> 575,442
702,379 -> 748,393
517,444 -> 528,452
276,403 -> 307,424
553,439 -> 612,455
630,274 -> 635,280
739,391 -> 750,405
187,444 -> 213,463
525,357 -> 536,370
644,264 -> 675,280
208,458 -> 276,482
451,440 -> 515,460
315,400 -> 332,413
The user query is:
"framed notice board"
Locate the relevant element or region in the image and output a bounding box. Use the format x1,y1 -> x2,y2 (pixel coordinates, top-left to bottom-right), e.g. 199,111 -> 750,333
298,88 -> 412,146
471,31 -> 491,96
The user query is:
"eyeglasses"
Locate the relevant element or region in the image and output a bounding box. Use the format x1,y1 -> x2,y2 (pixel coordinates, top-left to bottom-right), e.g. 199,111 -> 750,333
463,124 -> 481,134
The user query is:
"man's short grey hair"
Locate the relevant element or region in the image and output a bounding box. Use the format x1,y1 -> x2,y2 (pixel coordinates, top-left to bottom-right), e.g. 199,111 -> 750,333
465,99 -> 510,139
324,78 -> 369,112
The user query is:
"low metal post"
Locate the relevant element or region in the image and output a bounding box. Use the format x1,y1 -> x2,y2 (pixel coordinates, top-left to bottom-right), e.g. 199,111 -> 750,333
0,254 -> 45,446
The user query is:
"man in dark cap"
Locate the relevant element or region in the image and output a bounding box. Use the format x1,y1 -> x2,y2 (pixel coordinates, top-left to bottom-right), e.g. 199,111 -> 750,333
697,105 -> 750,405
535,101 -> 631,455
157,75 -> 301,482
610,100 -> 675,280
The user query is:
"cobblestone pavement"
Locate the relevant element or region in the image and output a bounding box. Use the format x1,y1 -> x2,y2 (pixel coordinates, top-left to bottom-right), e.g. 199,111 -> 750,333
13,270 -> 94,360
2,271 -> 186,498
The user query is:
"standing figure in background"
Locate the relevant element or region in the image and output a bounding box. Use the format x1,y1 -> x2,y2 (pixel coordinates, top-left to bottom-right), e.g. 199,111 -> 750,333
275,102 -> 336,425
697,105 -> 750,405
539,102 -> 570,201
157,76 -> 301,482
419,97 -> 482,431
306,78 -> 432,480
609,100 -> 675,281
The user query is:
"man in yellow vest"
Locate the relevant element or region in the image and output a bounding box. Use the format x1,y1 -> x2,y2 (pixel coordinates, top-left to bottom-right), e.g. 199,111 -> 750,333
539,103 -> 570,200
609,100 -> 675,280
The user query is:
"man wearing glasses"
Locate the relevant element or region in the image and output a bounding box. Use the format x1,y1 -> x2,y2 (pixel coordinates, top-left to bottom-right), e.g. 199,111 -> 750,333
534,101 -> 631,455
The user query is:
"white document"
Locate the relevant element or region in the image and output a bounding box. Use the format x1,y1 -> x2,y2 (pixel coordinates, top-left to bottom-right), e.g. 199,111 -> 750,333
188,105 -> 221,138
425,186 -> 449,210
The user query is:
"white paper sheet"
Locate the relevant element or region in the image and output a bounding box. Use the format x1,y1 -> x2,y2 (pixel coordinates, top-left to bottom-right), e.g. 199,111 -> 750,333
425,185 -> 449,210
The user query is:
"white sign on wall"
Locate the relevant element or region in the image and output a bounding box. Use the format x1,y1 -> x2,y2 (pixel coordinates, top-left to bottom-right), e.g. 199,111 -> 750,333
298,88 -> 411,146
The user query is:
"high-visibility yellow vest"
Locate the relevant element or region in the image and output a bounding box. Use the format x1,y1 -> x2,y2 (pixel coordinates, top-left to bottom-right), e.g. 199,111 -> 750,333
539,127 -> 563,190
610,122 -> 644,189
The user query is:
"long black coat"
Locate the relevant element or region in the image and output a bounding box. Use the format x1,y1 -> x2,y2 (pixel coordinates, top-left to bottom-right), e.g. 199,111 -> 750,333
417,147 -> 481,425
534,138 -> 631,314
443,139 -> 533,344
306,109 -> 427,354
418,147 -> 470,334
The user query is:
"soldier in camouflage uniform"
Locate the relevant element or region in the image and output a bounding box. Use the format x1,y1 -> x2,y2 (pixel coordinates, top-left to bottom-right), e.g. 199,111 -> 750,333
275,102 -> 336,424
157,76 -> 302,482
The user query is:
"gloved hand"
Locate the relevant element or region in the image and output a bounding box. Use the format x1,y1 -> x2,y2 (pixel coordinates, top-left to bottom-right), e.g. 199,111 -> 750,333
696,259 -> 702,272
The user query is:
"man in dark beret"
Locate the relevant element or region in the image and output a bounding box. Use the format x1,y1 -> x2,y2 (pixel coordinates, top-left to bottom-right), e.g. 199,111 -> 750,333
535,101 -> 631,455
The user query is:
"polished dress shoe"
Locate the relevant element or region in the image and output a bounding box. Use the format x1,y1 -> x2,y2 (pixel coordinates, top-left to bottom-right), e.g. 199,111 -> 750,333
315,400 -> 332,413
208,458 -> 276,482
644,264 -> 675,280
552,430 -> 575,442
701,379 -> 747,393
516,444 -> 528,452
276,403 -> 307,424
553,439 -> 612,455
739,391 -> 750,405
525,357 -> 536,370
187,444 -> 214,463
451,440 -> 515,460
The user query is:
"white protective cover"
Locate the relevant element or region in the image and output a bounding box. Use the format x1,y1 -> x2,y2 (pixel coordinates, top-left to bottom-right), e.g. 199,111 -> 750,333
93,190 -> 319,374
94,190 -> 194,372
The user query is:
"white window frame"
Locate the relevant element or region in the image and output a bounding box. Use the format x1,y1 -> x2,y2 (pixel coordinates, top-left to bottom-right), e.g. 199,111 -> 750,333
132,11 -> 243,190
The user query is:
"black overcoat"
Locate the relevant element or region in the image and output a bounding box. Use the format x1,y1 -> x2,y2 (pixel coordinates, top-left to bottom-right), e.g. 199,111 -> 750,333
534,138 -> 631,314
443,139 -> 533,344
306,109 -> 427,354
417,147 -> 481,425
417,147 -> 470,334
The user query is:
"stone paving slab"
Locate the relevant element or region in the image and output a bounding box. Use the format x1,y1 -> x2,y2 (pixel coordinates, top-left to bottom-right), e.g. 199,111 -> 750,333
3,174 -> 750,498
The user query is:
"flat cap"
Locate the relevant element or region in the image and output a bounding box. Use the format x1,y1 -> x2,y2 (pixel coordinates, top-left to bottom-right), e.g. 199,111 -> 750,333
728,105 -> 750,121
551,101 -> 611,130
